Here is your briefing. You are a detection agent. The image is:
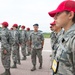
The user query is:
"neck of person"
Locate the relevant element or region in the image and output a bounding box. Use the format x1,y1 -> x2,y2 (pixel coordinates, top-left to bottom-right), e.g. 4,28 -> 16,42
22,29 -> 24,30
64,21 -> 74,31
55,28 -> 61,34
34,30 -> 38,32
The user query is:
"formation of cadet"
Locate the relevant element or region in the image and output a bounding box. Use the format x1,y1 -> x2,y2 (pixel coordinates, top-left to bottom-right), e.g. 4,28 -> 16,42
0,21 -> 44,75
48,0 -> 75,75
30,24 -> 44,71
1,0 -> 75,75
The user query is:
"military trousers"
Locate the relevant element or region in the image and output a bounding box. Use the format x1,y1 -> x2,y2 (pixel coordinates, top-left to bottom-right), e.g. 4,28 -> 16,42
12,44 -> 20,63
26,42 -> 31,54
1,48 -> 11,69
17,45 -> 20,61
31,49 -> 42,66
21,43 -> 26,57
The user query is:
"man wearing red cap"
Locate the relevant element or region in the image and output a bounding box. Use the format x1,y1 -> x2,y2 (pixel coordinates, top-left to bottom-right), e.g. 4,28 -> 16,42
11,24 -> 21,68
50,21 -> 62,49
0,21 -> 13,75
20,25 -> 28,60
50,21 -> 63,75
48,0 -> 75,75
50,21 -> 57,48
26,27 -> 31,56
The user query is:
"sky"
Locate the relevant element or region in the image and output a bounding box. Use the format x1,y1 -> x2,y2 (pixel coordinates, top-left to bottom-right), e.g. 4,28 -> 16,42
0,0 -> 67,32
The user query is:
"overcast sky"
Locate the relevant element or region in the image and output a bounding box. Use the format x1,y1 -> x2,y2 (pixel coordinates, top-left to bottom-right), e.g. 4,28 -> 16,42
0,0 -> 67,32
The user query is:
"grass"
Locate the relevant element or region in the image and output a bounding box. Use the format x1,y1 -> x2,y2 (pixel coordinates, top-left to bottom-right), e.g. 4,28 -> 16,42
43,33 -> 50,38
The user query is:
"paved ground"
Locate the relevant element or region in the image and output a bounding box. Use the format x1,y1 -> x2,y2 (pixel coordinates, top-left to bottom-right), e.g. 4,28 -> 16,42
0,38 -> 52,75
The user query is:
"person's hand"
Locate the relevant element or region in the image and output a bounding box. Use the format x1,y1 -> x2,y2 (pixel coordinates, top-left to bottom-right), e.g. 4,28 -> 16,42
3,50 -> 7,54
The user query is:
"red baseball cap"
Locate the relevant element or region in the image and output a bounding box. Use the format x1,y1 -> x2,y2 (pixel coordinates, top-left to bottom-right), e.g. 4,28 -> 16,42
2,21 -> 8,27
50,21 -> 56,26
13,24 -> 18,28
26,28 -> 30,31
21,25 -> 25,29
48,0 -> 75,17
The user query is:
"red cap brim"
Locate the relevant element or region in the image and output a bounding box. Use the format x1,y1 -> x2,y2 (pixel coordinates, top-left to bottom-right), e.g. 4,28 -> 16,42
50,21 -> 56,26
48,9 -> 58,17
48,9 -> 63,17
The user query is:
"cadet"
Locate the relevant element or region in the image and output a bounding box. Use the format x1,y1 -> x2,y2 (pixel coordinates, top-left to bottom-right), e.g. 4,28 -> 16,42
20,25 -> 28,60
50,21 -> 63,75
50,21 -> 62,52
48,0 -> 75,75
30,24 -> 44,71
50,21 -> 57,49
26,27 -> 31,56
0,22 -> 13,75
11,24 -> 21,68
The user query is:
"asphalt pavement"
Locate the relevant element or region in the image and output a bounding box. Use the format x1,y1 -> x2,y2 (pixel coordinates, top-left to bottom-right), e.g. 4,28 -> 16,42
0,38 -> 52,75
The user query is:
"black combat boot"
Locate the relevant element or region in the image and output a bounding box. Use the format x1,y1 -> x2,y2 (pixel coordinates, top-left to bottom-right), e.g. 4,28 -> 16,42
31,65 -> 36,71
0,69 -> 11,75
39,63 -> 42,69
5,69 -> 11,75
11,62 -> 17,68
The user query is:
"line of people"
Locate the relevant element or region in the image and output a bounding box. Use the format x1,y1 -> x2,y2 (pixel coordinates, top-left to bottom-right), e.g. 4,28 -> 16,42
48,0 -> 75,75
0,22 -> 44,75
10,24 -> 31,68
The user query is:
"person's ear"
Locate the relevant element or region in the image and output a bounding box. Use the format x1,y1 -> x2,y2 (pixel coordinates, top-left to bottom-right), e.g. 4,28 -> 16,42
69,11 -> 74,20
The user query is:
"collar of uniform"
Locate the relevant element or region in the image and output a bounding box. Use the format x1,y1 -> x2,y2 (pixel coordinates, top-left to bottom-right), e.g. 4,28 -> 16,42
63,24 -> 75,41
33,31 -> 39,34
2,28 -> 8,30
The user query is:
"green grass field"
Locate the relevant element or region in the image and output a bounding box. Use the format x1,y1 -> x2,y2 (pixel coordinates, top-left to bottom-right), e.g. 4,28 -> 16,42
43,33 -> 50,38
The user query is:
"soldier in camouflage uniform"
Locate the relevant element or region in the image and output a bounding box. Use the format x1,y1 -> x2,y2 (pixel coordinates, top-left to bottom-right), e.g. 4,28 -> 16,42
50,21 -> 62,56
26,27 -> 31,56
50,21 -> 63,75
0,22 -> 13,75
48,0 -> 75,75
11,24 -> 21,68
30,24 -> 44,71
50,21 -> 57,50
20,25 -> 28,60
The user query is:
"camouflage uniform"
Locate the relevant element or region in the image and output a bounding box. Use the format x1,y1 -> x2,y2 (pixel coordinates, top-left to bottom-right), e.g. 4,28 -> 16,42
11,29 -> 20,66
26,30 -> 31,55
0,28 -> 13,73
54,24 -> 75,75
50,31 -> 57,49
50,31 -> 57,62
30,31 -> 44,70
20,30 -> 28,59
50,30 -> 64,75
